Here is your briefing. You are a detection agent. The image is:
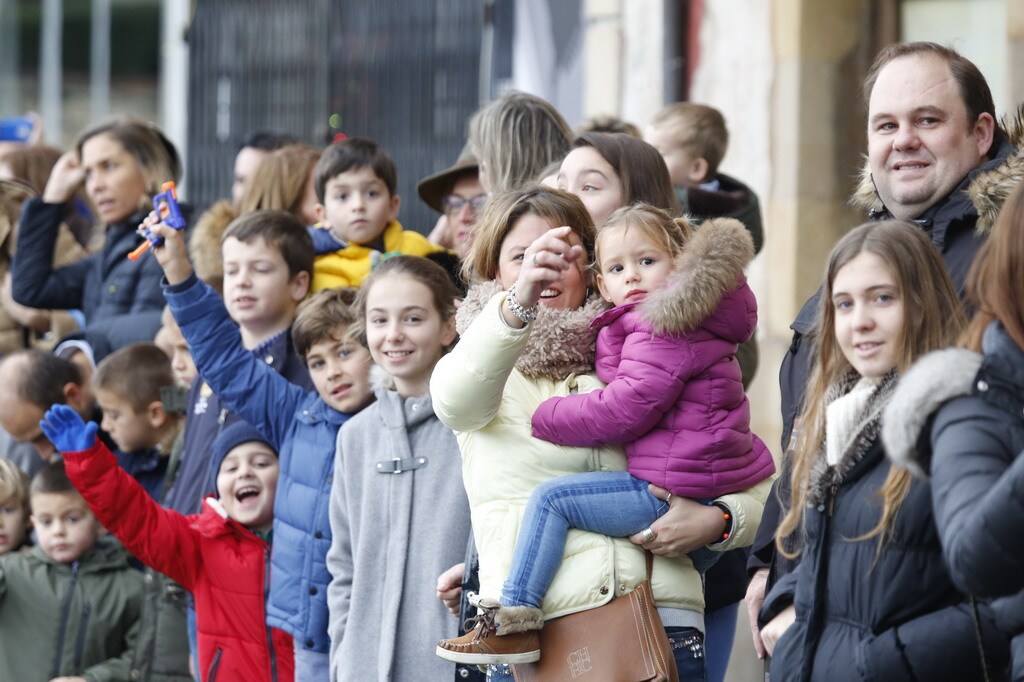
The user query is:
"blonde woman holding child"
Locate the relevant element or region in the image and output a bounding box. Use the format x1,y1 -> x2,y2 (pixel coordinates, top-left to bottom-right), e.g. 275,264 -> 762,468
431,185 -> 772,681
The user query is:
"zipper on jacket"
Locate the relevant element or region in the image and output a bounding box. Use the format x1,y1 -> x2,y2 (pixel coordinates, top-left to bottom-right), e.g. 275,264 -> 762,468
51,561 -> 81,679
264,546 -> 279,682
73,601 -> 92,670
826,483 -> 839,516
207,648 -> 223,681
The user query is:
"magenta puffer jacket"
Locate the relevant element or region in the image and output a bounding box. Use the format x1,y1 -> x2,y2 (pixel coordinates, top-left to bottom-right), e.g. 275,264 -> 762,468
532,218 -> 775,498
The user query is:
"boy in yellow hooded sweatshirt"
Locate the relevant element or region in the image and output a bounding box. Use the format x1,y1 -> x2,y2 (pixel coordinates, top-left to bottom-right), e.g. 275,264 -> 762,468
310,137 -> 444,291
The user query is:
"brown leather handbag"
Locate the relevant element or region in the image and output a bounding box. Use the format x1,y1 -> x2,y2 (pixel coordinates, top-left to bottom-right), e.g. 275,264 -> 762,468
511,552 -> 679,682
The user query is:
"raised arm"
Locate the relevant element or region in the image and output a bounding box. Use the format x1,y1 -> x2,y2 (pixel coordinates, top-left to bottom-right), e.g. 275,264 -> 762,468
11,198 -> 92,310
431,291 -> 530,433
45,405 -> 203,590
148,215 -> 306,447
532,329 -> 693,446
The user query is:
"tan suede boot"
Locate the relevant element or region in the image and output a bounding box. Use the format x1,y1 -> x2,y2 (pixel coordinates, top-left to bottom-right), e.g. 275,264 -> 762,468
436,595 -> 543,665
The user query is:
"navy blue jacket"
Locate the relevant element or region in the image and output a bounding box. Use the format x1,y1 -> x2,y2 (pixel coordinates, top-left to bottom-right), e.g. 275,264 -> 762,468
925,324 -> 1024,681
759,432 -> 1008,681
165,273 -> 356,654
162,329 -> 312,516
11,198 -> 171,360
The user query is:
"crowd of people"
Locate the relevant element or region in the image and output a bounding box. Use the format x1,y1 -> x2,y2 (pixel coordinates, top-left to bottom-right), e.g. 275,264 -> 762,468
0,39 -> 1020,682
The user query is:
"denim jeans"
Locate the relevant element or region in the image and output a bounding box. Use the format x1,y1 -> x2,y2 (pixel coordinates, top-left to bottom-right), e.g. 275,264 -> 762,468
704,603 -> 739,682
500,471 -> 717,608
666,626 -> 707,681
294,645 -> 330,681
486,627 -> 707,681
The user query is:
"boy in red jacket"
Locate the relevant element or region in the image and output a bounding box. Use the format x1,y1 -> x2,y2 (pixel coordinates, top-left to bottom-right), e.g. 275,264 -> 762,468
42,404 -> 295,682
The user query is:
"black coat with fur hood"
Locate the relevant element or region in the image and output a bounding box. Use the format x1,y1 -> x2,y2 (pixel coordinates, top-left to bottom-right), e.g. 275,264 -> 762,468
883,321 -> 1024,681
750,111 -> 1024,583
759,375 -> 1008,682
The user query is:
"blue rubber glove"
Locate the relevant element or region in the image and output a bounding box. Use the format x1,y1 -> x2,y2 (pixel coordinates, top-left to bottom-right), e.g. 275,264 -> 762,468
39,404 -> 99,453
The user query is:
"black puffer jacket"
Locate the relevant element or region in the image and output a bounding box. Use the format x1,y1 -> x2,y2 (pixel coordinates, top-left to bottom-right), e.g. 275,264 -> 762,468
749,124 -> 1024,582
12,198 -> 178,360
883,322 -> 1024,681
760,377 -> 1009,682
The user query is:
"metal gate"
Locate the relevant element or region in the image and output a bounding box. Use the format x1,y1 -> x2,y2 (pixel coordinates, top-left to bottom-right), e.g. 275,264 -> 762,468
186,0 -> 483,234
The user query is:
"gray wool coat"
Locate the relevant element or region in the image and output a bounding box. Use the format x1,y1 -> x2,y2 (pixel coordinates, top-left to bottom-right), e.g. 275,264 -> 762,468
326,385 -> 472,682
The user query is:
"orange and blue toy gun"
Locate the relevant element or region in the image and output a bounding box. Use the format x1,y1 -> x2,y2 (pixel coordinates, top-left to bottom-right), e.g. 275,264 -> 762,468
128,181 -> 186,261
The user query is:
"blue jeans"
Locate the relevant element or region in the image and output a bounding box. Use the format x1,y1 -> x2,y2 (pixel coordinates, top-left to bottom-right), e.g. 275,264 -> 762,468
667,627 -> 707,681
500,471 -> 716,608
704,603 -> 739,682
294,645 -> 329,681
486,627 -> 706,681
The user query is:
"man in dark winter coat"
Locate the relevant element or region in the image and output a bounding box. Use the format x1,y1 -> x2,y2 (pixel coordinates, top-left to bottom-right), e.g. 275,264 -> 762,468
745,40 -> 1024,654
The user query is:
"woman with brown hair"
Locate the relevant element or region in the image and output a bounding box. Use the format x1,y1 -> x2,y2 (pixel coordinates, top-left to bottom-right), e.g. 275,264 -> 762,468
883,182 -> 1024,680
758,220 -> 1008,681
431,185 -> 771,681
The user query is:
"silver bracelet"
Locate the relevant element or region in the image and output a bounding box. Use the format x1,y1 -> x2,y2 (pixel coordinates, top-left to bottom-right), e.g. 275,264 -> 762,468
506,283 -> 537,323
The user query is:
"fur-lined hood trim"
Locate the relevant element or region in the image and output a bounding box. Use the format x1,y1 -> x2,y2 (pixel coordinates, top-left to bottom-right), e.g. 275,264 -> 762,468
189,200 -> 238,284
880,348 -> 982,476
640,217 -> 754,336
457,280 -> 609,380
850,104 -> 1024,234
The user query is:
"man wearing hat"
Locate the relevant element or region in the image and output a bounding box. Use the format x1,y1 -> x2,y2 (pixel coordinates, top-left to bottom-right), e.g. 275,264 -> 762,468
419,149 -> 486,260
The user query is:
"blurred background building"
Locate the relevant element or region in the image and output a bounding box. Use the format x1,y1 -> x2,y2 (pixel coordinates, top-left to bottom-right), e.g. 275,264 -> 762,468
0,0 -> 1018,679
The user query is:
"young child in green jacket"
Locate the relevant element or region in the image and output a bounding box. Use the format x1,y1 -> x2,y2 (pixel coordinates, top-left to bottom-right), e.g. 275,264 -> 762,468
0,460 -> 143,682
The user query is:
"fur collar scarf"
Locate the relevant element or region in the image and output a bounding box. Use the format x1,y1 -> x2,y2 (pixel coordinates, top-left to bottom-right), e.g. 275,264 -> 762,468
640,217 -> 754,336
807,370 -> 898,507
850,105 -> 1024,234
457,280 -> 609,380
881,348 -> 982,477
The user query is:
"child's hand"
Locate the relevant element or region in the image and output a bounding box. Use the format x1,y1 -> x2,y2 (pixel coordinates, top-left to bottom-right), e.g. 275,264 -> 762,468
514,226 -> 585,308
436,562 -> 465,616
141,210 -> 193,284
39,404 -> 98,453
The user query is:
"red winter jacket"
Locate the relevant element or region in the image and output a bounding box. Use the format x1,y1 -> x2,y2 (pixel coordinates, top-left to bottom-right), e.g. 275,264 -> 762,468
64,442 -> 294,682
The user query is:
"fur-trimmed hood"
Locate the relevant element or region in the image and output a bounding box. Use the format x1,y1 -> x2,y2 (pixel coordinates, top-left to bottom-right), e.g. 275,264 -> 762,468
189,200 -> 238,287
880,349 -> 981,476
640,216 -> 755,338
850,105 -> 1024,234
456,280 -> 609,380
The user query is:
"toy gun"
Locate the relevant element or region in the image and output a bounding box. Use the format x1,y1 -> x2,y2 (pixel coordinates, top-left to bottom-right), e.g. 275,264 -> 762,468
128,181 -> 186,261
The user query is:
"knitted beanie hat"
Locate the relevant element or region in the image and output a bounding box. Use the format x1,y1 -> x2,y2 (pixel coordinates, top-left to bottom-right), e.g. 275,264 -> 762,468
208,422 -> 276,497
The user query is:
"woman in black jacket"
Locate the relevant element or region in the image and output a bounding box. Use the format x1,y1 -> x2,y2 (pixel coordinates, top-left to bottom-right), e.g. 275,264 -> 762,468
11,117 -> 183,360
758,220 -> 1008,681
883,183 -> 1024,681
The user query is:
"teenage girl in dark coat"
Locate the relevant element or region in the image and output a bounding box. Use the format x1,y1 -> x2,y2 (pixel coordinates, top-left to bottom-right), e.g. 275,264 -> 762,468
757,221 -> 1009,682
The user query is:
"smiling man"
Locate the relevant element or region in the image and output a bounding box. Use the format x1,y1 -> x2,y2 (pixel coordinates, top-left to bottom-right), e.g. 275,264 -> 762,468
745,41 -> 1024,650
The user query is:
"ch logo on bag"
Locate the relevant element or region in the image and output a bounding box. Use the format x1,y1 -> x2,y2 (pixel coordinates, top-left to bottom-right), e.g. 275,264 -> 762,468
567,647 -> 592,677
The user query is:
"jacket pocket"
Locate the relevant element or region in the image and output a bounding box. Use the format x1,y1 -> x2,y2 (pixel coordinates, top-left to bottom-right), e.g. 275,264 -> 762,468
206,648 -> 223,681
73,601 -> 92,670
